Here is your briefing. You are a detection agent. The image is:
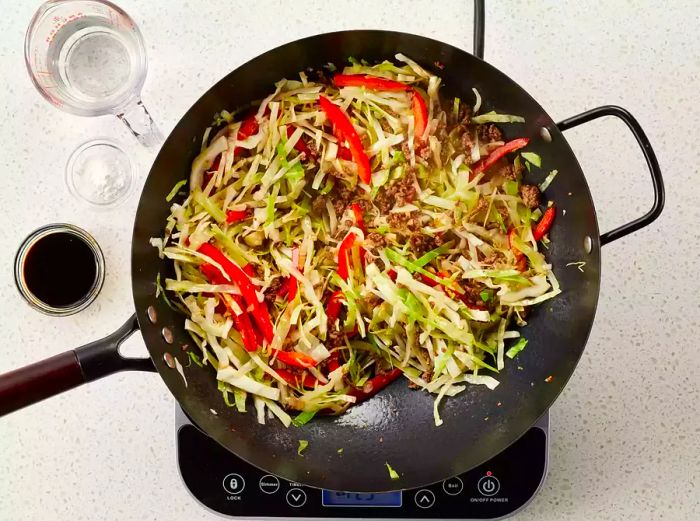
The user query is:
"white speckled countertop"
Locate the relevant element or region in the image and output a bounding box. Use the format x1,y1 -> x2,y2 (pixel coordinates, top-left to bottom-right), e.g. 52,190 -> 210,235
0,1 -> 698,519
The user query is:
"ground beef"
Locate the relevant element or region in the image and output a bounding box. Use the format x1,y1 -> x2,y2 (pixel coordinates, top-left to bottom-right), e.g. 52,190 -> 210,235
362,293 -> 381,309
459,279 -> 488,310
303,140 -> 319,162
394,174 -> 418,206
380,118 -> 393,134
472,196 -> 489,215
496,204 -> 510,227
332,181 -> 356,215
408,368 -> 434,389
435,114 -> 448,141
312,195 -> 328,214
387,211 -> 422,234
461,131 -> 474,160
520,184 -> 541,209
501,164 -> 517,180
409,233 -> 437,256
481,250 -> 506,267
514,157 -> 525,177
416,143 -> 432,160
447,102 -> 471,128
352,198 -> 373,213
264,277 -> 284,304
375,174 -> 417,213
326,328 -> 345,349
477,124 -> 503,143
364,232 -> 387,251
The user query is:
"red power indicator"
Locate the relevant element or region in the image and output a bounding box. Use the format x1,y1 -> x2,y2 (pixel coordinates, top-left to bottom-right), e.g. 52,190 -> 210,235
486,471 -> 492,477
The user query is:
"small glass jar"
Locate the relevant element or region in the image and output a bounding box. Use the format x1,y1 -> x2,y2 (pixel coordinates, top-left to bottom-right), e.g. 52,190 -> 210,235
14,224 -> 105,316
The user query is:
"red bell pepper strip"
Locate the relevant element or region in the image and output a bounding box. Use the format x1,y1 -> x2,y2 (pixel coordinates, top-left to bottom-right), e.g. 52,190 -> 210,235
412,90 -> 429,142
202,154 -> 222,187
333,74 -> 410,91
228,295 -> 258,352
197,243 -> 274,343
337,146 -> 353,160
210,155 -> 222,172
226,209 -> 249,223
533,206 -> 556,241
319,96 -> 372,185
324,290 -> 358,337
239,115 -> 258,137
471,138 -> 530,176
276,278 -> 290,298
327,351 -> 340,374
287,247 -> 301,302
200,262 -> 222,283
286,126 -> 315,159
272,349 -> 317,369
337,232 -> 365,281
325,290 -> 345,323
349,202 -> 365,232
233,115 -> 260,154
242,263 -> 257,278
275,368 -> 318,388
199,263 -> 259,352
332,75 -> 427,143
508,227 -> 528,272
348,368 -> 402,403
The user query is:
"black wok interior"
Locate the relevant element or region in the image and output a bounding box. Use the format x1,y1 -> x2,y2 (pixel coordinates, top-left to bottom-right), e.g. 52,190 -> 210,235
131,30 -> 601,492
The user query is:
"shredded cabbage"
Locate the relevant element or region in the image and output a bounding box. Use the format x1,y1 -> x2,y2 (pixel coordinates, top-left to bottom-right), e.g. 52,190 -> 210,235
471,111 -> 525,124
152,55 -> 563,427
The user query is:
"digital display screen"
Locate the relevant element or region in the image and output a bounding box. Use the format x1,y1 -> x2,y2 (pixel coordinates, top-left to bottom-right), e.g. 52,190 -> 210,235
322,490 -> 402,507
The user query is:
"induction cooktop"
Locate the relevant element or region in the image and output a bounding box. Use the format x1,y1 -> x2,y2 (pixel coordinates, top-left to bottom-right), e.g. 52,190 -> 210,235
176,406 -> 549,520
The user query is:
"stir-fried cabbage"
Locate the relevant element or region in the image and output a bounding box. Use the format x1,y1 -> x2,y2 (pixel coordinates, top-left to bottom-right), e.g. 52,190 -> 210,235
153,56 -> 561,427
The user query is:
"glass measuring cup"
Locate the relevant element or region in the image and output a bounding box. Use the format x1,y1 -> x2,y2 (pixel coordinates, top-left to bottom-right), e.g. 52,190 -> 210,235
25,0 -> 162,147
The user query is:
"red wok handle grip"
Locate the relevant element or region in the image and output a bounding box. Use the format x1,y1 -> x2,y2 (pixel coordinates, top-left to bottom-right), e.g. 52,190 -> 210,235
0,315 -> 154,417
0,351 -> 84,416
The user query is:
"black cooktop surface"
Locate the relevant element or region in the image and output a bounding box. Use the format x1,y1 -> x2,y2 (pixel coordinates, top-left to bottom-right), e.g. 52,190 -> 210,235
176,408 -> 549,519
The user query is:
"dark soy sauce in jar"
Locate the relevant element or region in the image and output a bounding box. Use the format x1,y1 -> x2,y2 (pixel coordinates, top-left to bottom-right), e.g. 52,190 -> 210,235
23,232 -> 98,308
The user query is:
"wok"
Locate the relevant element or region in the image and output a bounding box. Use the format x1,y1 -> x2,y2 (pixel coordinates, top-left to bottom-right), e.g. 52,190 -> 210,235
0,1 -> 664,493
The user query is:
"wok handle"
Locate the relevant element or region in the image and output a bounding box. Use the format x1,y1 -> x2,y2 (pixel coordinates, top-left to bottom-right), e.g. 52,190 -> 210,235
0,314 -> 155,417
557,105 -> 665,245
473,0 -> 485,59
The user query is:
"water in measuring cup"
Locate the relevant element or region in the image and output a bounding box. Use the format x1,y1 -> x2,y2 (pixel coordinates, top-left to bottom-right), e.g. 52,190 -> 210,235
46,16 -> 143,110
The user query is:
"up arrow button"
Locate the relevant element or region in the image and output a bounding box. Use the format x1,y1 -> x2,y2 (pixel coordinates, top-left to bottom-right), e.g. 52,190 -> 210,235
414,489 -> 436,509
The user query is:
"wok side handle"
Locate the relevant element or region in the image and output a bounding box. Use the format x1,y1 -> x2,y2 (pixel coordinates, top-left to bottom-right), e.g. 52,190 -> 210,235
0,314 -> 155,417
473,0 -> 485,59
557,105 -> 665,245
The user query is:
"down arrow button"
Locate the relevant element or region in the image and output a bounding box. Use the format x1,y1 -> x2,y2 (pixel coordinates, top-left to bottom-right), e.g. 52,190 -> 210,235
286,488 -> 307,507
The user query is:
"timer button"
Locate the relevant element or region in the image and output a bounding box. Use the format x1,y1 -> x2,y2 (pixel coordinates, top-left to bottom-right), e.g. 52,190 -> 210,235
414,489 -> 435,509
222,473 -> 245,494
477,473 -> 500,497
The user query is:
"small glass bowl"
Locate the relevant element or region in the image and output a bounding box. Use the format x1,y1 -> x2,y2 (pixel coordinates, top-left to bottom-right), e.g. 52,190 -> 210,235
15,224 -> 105,316
65,138 -> 136,208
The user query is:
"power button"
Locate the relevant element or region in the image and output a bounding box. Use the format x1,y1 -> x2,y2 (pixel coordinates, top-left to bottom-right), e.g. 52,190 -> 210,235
477,473 -> 500,497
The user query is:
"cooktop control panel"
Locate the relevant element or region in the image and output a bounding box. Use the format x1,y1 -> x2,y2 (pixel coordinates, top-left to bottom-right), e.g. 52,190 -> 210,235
176,410 -> 548,519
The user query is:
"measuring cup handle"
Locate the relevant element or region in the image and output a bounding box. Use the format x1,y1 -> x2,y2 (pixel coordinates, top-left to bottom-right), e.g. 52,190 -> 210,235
117,98 -> 163,148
